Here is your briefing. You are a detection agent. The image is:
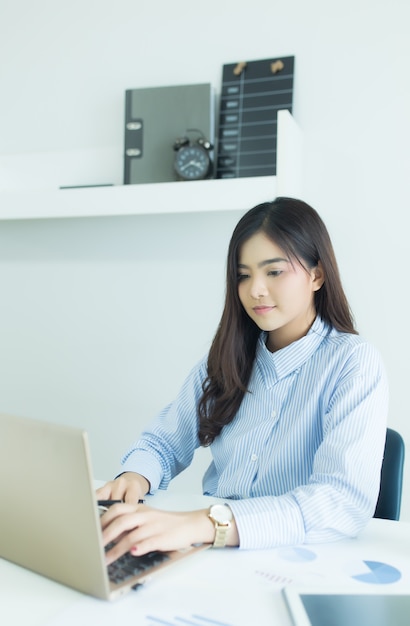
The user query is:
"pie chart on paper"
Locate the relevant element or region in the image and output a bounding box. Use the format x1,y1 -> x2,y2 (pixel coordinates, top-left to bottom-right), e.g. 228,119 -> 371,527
277,546 -> 317,562
348,560 -> 401,584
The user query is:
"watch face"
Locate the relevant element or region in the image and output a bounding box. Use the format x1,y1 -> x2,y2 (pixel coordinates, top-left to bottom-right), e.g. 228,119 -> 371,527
209,504 -> 233,524
174,145 -> 211,180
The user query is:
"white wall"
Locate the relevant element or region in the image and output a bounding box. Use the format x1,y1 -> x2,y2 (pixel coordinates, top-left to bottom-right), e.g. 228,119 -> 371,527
1,0 -> 409,515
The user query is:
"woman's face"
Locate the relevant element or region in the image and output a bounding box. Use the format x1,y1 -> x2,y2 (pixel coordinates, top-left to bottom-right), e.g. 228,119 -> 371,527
237,232 -> 324,351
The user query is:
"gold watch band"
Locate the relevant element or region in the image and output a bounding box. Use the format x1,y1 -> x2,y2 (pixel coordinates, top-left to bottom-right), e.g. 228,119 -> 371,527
212,523 -> 231,548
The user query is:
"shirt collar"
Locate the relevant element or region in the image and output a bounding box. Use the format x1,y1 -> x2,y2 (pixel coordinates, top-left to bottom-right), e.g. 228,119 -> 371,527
255,317 -> 331,387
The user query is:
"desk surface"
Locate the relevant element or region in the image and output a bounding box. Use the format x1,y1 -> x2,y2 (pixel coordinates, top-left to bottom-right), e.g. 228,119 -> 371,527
1,491 -> 410,626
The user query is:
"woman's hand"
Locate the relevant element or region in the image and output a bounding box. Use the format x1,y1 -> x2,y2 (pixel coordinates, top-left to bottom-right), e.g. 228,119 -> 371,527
100,502 -> 219,564
96,472 -> 150,504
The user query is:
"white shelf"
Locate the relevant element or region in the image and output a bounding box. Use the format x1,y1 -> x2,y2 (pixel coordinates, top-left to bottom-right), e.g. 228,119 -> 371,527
0,111 -> 302,220
0,176 -> 279,221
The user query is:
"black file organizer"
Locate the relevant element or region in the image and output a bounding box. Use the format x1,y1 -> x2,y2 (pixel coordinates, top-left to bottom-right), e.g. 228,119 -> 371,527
216,56 -> 295,179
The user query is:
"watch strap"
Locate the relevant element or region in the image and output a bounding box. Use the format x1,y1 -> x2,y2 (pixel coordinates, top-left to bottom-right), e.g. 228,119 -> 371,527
212,522 -> 230,548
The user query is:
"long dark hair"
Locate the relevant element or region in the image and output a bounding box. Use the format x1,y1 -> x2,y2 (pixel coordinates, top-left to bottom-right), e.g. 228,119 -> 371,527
198,197 -> 357,446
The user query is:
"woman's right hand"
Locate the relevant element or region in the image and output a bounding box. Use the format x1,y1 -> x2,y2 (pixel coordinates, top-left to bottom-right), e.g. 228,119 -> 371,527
96,472 -> 150,504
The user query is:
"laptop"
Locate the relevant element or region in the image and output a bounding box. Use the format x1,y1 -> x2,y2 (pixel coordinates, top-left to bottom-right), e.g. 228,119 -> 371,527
0,413 -> 208,600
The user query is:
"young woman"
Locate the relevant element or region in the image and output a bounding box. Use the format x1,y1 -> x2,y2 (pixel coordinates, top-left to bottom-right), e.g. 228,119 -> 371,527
98,197 -> 388,564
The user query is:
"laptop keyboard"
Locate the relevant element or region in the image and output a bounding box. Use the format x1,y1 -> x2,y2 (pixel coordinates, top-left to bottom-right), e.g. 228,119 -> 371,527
107,547 -> 170,584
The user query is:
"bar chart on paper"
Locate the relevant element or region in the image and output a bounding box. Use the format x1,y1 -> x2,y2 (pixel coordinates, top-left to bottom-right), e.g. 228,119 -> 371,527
146,615 -> 237,626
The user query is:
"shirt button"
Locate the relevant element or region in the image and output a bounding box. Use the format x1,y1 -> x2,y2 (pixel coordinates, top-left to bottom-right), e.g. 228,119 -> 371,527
271,410 -> 277,418
251,454 -> 258,462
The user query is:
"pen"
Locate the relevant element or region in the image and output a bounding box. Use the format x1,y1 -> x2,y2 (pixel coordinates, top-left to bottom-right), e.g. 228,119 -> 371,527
97,499 -> 145,506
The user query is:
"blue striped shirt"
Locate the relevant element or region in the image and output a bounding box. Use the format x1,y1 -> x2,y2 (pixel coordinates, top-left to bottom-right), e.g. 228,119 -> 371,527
121,317 -> 388,548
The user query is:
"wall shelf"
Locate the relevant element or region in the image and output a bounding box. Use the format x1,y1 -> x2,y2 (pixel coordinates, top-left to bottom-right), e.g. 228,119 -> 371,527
0,111 -> 302,221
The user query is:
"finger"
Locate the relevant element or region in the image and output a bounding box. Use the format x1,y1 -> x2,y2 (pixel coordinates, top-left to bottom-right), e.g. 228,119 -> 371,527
107,475 -> 144,503
96,482 -> 114,499
101,504 -> 153,550
103,514 -> 148,564
128,535 -> 164,557
100,502 -> 139,532
105,530 -> 142,565
105,523 -> 161,563
107,480 -> 130,502
123,482 -> 144,504
102,506 -> 161,556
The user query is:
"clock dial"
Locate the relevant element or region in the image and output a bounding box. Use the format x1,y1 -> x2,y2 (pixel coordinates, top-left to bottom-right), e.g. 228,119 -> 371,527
174,145 -> 211,180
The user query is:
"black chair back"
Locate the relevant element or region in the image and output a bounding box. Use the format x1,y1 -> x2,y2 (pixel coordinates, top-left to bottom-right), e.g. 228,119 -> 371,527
374,428 -> 405,521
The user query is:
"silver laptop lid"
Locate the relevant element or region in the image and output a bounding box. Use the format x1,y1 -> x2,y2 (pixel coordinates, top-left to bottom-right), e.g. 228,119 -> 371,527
0,413 -> 110,599
0,414 -> 209,601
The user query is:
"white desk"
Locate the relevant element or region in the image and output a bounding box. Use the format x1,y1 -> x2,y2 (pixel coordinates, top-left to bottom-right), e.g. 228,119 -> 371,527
1,492 -> 410,626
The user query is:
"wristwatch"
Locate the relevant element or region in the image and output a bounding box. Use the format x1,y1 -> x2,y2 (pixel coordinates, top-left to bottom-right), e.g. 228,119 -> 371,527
208,503 -> 233,548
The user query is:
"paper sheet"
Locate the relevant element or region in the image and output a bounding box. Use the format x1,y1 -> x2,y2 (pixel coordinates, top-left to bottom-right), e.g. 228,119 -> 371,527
44,519 -> 410,626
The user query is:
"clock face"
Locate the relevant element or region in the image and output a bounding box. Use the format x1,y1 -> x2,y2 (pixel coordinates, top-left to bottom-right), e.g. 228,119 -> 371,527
174,145 -> 211,180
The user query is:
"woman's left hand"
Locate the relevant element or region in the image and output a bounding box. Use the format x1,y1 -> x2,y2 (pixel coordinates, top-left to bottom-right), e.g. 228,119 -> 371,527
101,502 -> 217,564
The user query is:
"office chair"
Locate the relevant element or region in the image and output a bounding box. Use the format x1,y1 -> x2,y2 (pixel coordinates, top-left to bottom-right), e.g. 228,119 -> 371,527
374,428 -> 405,521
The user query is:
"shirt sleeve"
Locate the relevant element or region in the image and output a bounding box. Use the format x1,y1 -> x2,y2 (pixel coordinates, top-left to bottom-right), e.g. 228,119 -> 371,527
228,342 -> 389,549
119,357 -> 207,490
